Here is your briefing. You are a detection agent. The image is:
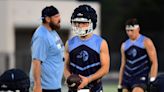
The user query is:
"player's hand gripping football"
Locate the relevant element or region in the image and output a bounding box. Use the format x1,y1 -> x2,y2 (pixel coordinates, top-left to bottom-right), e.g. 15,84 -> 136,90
66,74 -> 82,91
78,75 -> 90,89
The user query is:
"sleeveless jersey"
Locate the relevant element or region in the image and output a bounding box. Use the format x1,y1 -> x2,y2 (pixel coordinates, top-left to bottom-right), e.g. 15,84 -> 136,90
123,35 -> 151,80
68,34 -> 103,77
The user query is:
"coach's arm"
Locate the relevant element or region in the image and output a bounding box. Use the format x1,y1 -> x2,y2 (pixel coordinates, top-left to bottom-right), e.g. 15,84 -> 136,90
32,59 -> 42,92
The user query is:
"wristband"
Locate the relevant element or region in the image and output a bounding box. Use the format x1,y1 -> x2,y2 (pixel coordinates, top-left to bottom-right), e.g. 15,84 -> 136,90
150,77 -> 156,82
118,85 -> 122,89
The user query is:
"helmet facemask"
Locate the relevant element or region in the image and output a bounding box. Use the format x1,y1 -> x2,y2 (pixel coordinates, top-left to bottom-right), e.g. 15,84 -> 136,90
71,18 -> 93,36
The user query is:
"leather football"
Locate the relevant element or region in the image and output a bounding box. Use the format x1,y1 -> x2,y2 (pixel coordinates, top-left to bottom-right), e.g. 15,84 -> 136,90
66,74 -> 82,90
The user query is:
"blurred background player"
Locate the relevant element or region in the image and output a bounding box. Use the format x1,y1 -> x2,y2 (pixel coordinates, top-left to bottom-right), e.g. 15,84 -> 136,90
29,6 -> 64,92
118,18 -> 158,92
64,4 -> 110,92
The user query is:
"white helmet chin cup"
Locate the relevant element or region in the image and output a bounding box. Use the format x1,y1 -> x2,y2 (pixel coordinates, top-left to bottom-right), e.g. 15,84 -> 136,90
71,18 -> 94,36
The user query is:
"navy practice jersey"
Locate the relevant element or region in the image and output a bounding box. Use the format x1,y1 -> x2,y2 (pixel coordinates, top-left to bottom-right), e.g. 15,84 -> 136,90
123,35 -> 151,80
68,34 -> 103,77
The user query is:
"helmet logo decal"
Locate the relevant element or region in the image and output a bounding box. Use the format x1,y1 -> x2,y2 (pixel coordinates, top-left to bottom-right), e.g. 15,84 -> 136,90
77,50 -> 89,62
77,13 -> 83,16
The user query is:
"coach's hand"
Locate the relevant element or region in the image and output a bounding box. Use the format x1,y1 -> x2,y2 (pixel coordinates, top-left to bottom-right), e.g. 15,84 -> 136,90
78,75 -> 90,89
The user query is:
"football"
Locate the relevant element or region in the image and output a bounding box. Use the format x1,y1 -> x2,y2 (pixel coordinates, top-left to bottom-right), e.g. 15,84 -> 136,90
66,74 -> 82,90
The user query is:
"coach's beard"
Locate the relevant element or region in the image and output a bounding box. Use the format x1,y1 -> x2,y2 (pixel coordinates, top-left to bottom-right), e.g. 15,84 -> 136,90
49,21 -> 60,31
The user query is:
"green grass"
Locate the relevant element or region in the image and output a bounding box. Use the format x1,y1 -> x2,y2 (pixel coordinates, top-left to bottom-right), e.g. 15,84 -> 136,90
103,84 -> 117,92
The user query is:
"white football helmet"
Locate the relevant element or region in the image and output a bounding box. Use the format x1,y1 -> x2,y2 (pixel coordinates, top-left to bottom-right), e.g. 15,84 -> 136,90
71,4 -> 97,36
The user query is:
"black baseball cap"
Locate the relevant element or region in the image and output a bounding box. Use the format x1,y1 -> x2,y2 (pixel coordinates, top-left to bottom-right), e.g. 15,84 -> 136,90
41,5 -> 59,19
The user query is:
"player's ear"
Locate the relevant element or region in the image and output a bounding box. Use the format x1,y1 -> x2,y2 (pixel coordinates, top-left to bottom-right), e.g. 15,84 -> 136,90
45,17 -> 50,23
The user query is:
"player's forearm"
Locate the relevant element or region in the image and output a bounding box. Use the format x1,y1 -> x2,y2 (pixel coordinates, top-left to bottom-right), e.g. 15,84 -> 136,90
149,50 -> 158,78
33,60 -> 41,86
144,38 -> 158,78
118,66 -> 124,85
88,65 -> 109,83
119,44 -> 125,85
150,60 -> 158,78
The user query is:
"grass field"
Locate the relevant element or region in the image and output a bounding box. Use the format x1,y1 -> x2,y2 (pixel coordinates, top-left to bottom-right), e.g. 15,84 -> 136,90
103,84 -> 117,92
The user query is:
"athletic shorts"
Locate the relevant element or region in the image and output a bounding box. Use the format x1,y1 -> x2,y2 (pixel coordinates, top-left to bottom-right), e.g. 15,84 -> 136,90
122,76 -> 148,91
